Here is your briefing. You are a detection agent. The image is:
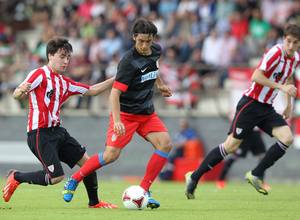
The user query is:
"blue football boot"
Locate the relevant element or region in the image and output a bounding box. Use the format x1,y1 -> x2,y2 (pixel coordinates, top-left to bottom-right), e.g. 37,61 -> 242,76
63,178 -> 78,202
146,191 -> 160,209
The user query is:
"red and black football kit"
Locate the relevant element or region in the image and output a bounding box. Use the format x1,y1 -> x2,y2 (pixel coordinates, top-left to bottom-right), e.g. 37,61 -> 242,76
107,43 -> 167,148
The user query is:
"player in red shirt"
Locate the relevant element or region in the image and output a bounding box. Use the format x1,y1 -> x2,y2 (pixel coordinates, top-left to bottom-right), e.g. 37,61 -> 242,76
2,37 -> 117,208
185,23 -> 300,199
63,18 -> 173,209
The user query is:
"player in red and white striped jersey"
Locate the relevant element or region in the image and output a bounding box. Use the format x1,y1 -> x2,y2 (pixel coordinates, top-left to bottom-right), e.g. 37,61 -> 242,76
245,43 -> 299,104
19,66 -> 91,131
185,23 -> 300,198
2,37 -> 117,208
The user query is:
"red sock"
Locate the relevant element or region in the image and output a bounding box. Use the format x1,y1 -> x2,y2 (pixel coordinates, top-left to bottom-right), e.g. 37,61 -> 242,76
140,150 -> 168,191
72,154 -> 103,182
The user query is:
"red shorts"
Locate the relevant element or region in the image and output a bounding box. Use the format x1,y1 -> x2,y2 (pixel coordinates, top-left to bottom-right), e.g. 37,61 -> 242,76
106,112 -> 168,148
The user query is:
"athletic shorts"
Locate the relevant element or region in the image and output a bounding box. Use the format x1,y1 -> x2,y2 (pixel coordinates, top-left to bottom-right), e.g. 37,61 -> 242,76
235,130 -> 266,158
27,126 -> 86,178
228,95 -> 287,139
106,112 -> 168,148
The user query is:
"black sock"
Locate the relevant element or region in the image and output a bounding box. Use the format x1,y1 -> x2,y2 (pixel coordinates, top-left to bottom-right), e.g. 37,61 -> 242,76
83,171 -> 99,206
14,170 -> 50,186
191,144 -> 228,182
219,157 -> 236,181
252,141 -> 288,178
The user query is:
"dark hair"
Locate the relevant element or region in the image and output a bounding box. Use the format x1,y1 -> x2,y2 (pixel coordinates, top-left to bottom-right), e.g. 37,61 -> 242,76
131,18 -> 157,36
46,37 -> 73,61
284,23 -> 300,40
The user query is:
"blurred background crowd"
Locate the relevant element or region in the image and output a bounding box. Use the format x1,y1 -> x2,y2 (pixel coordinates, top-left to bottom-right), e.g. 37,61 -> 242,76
0,0 -> 299,115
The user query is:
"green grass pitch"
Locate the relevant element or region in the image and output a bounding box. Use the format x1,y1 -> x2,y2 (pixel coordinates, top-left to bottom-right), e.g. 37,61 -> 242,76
1,179 -> 300,220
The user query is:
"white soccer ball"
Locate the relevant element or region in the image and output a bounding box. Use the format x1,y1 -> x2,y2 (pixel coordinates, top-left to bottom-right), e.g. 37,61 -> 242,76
122,185 -> 149,210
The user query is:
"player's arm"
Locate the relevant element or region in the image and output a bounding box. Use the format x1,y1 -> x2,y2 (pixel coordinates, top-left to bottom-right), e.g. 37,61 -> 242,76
110,57 -> 133,136
251,69 -> 297,97
155,75 -> 172,97
83,77 -> 114,96
110,88 -> 125,136
282,76 -> 294,119
13,82 -> 31,100
13,69 -> 43,100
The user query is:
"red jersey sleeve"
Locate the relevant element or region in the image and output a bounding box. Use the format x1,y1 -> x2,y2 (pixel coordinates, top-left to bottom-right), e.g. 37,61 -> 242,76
24,68 -> 44,91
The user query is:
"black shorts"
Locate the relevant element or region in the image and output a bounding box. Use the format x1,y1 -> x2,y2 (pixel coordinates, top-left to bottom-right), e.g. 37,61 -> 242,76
27,126 -> 86,178
235,130 -> 266,158
228,95 -> 287,139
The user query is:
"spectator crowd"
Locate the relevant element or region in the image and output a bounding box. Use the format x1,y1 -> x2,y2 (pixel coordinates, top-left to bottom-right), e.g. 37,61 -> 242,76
0,0 -> 299,113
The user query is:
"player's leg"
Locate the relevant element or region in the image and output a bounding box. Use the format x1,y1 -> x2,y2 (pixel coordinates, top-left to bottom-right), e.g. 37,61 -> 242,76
63,114 -> 137,203
137,113 -> 171,209
216,154 -> 239,189
249,125 -> 293,180
142,131 -> 172,209
253,125 -> 293,175
2,128 -> 64,202
185,134 -> 242,198
58,130 -> 108,207
246,110 -> 291,195
63,146 -> 121,202
218,137 -> 249,184
185,96 -> 257,199
77,153 -> 117,208
248,131 -> 269,189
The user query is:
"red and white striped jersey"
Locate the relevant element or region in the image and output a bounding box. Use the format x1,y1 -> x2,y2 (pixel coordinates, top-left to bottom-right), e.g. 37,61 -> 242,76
23,65 -> 90,132
244,44 -> 300,104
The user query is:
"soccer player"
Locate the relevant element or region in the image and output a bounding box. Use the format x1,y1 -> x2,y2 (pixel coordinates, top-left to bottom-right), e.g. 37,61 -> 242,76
185,23 -> 300,199
216,129 -> 267,189
63,18 -> 173,209
2,37 -> 117,208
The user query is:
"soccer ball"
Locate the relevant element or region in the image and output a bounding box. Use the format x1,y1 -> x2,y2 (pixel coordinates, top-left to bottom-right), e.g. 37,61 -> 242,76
122,185 -> 149,210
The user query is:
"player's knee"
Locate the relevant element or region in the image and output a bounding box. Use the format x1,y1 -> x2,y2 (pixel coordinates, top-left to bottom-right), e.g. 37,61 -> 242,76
280,134 -> 294,146
50,175 -> 65,185
103,151 -> 120,163
224,143 -> 238,153
224,139 -> 241,153
158,141 -> 172,153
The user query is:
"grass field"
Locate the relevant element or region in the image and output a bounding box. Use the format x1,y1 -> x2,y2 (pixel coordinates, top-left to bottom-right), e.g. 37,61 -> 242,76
1,179 -> 300,220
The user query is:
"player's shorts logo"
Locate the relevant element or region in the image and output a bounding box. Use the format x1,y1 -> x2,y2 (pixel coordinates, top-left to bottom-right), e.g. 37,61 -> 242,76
236,128 -> 243,135
47,165 -> 54,173
111,133 -> 117,142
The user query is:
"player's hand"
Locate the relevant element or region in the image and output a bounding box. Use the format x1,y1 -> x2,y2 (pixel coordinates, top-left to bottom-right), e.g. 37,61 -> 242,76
157,84 -> 172,97
281,84 -> 297,97
282,105 -> 292,119
113,121 -> 125,136
18,82 -> 31,95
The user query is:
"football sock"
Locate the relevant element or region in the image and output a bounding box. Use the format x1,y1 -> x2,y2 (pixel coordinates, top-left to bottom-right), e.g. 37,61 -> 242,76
140,149 -> 168,191
14,170 -> 50,186
72,153 -> 105,182
83,171 -> 99,206
219,157 -> 235,181
191,143 -> 228,182
252,141 -> 288,178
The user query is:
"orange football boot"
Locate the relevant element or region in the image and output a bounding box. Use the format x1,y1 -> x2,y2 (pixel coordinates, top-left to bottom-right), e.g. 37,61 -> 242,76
89,201 -> 118,209
2,170 -> 20,202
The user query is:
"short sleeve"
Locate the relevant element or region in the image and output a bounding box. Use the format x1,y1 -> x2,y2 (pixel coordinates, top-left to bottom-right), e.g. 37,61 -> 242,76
113,57 -> 135,92
24,69 -> 44,91
257,46 -> 281,73
65,77 -> 90,96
